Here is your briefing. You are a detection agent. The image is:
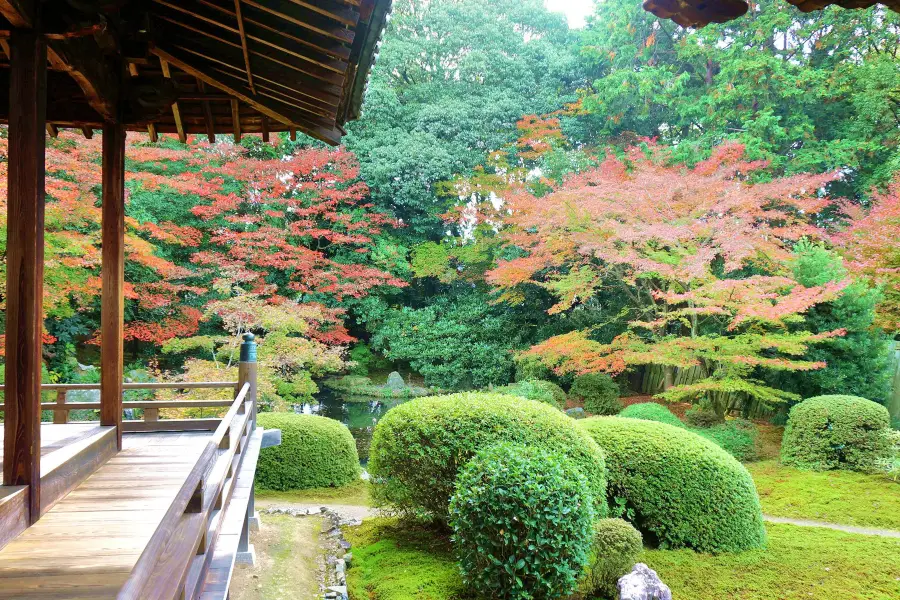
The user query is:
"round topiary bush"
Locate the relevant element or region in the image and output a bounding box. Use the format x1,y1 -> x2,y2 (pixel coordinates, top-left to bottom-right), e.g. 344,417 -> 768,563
578,417 -> 765,553
449,443 -> 595,600
685,406 -> 724,428
581,518 -> 643,598
570,374 -> 622,415
368,392 -> 608,521
781,395 -> 892,472
256,412 -> 360,490
618,403 -> 685,428
495,379 -> 567,409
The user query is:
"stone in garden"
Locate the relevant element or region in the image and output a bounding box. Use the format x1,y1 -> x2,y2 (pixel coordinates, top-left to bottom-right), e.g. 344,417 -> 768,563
618,563 -> 672,600
565,407 -> 586,419
385,371 -> 406,390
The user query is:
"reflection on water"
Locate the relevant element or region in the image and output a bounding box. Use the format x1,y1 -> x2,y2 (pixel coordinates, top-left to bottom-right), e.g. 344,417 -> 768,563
292,387 -> 411,463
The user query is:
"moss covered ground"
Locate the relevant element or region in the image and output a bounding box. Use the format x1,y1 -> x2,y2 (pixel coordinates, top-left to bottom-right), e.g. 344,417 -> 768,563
747,460 -> 900,530
344,519 -> 900,600
643,523 -> 900,600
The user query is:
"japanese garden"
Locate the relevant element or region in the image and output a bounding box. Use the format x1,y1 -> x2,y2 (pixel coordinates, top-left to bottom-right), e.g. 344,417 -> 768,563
1,0 -> 900,599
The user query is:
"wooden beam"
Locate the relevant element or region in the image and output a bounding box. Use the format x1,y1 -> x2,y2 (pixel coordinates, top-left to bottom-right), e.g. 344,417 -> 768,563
4,28 -> 47,525
152,45 -> 342,144
46,38 -> 118,121
231,98 -> 241,142
284,0 -> 359,27
100,118 -> 126,451
80,126 -> 93,139
0,0 -> 32,28
233,0 -> 256,94
45,123 -> 57,138
261,114 -> 269,142
159,58 -> 187,143
128,62 -> 140,77
196,79 -> 216,142
289,127 -> 296,141
148,122 -> 158,142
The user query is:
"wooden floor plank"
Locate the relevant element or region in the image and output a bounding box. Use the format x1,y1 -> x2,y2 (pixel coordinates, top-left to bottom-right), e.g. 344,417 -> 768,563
0,430 -> 213,599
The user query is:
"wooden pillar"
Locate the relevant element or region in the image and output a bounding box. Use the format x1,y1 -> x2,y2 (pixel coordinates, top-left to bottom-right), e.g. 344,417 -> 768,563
100,118 -> 126,450
3,28 -> 47,525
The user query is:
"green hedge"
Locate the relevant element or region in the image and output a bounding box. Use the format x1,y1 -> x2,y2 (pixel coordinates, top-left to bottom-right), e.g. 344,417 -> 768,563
781,395 -> 892,472
696,419 -> 760,462
495,379 -> 567,409
618,403 -> 685,428
582,518 -> 643,598
257,412 -> 360,490
578,417 -> 765,553
368,392 -> 608,521
449,443 -> 594,600
570,374 -> 622,415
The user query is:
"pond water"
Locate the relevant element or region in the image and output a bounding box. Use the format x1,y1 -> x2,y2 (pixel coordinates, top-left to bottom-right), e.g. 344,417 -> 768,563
291,387 -> 413,464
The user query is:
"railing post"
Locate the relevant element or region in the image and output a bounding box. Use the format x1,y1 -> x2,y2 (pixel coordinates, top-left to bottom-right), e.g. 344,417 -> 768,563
52,389 -> 68,424
237,333 -> 257,428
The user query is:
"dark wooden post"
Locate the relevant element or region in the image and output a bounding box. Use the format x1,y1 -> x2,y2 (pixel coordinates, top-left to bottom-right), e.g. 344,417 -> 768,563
3,27 -> 47,525
100,117 -> 126,450
237,333 -> 258,427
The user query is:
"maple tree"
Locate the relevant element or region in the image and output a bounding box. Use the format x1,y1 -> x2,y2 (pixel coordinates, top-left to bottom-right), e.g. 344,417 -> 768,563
487,142 -> 851,415
835,179 -> 900,335
142,142 -> 407,406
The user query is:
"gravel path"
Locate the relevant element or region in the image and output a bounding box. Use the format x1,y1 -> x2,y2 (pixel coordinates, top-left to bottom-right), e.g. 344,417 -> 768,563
763,515 -> 900,538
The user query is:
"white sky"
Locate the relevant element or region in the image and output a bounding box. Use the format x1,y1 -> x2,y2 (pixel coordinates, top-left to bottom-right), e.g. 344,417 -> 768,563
544,0 -> 594,28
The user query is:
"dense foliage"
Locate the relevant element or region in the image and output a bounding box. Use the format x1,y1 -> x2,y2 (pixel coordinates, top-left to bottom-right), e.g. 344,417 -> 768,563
781,395 -> 892,472
570,374 -> 622,415
256,413 -> 360,490
618,403 -> 685,429
579,417 -> 766,552
695,420 -> 761,463
449,443 -> 594,600
368,392 -> 608,521
494,379 -> 567,409
581,518 -> 643,599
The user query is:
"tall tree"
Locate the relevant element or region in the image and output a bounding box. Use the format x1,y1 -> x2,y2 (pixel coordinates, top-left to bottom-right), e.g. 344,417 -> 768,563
571,0 -> 900,199
346,0 -> 582,239
488,143 -> 849,415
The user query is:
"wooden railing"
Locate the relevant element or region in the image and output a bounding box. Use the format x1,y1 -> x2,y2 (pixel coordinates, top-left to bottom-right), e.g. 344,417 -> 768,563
121,378 -> 258,599
1,381 -> 242,430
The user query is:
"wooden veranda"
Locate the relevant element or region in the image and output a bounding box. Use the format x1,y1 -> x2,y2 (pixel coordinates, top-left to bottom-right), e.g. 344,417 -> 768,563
0,0 -> 389,597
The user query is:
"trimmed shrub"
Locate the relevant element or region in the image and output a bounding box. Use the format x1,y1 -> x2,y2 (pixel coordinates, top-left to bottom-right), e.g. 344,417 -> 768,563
618,403 -> 685,428
515,356 -> 552,382
368,392 -> 608,521
581,519 -> 643,598
571,374 -> 622,415
696,419 -> 760,462
578,417 -> 766,553
685,407 -> 724,428
256,413 -> 360,490
449,443 -> 595,600
781,395 -> 892,472
495,379 -> 567,409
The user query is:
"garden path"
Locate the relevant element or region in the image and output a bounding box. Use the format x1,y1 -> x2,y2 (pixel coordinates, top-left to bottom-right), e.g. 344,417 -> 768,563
763,515 -> 900,538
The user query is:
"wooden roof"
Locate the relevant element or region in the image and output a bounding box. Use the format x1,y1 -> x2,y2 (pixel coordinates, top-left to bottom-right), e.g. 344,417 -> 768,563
0,0 -> 391,144
643,0 -> 899,28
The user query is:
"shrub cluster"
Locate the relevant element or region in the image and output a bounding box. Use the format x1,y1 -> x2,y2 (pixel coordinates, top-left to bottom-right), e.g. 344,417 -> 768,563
256,412 -> 360,490
578,417 -> 766,552
618,403 -> 685,428
685,407 -> 723,428
696,419 -> 760,462
570,374 -> 622,415
368,392 -> 608,521
495,379 -> 567,409
581,518 -> 643,598
781,395 -> 892,472
449,443 -> 595,600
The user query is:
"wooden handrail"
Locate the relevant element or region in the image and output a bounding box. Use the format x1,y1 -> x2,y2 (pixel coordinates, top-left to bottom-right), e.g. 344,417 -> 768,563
0,381 -> 239,391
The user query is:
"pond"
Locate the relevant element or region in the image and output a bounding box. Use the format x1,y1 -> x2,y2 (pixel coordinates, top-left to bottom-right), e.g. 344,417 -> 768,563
291,386 -> 413,464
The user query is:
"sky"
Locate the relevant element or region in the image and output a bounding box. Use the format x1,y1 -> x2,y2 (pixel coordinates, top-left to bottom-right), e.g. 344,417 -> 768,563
544,0 -> 594,28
